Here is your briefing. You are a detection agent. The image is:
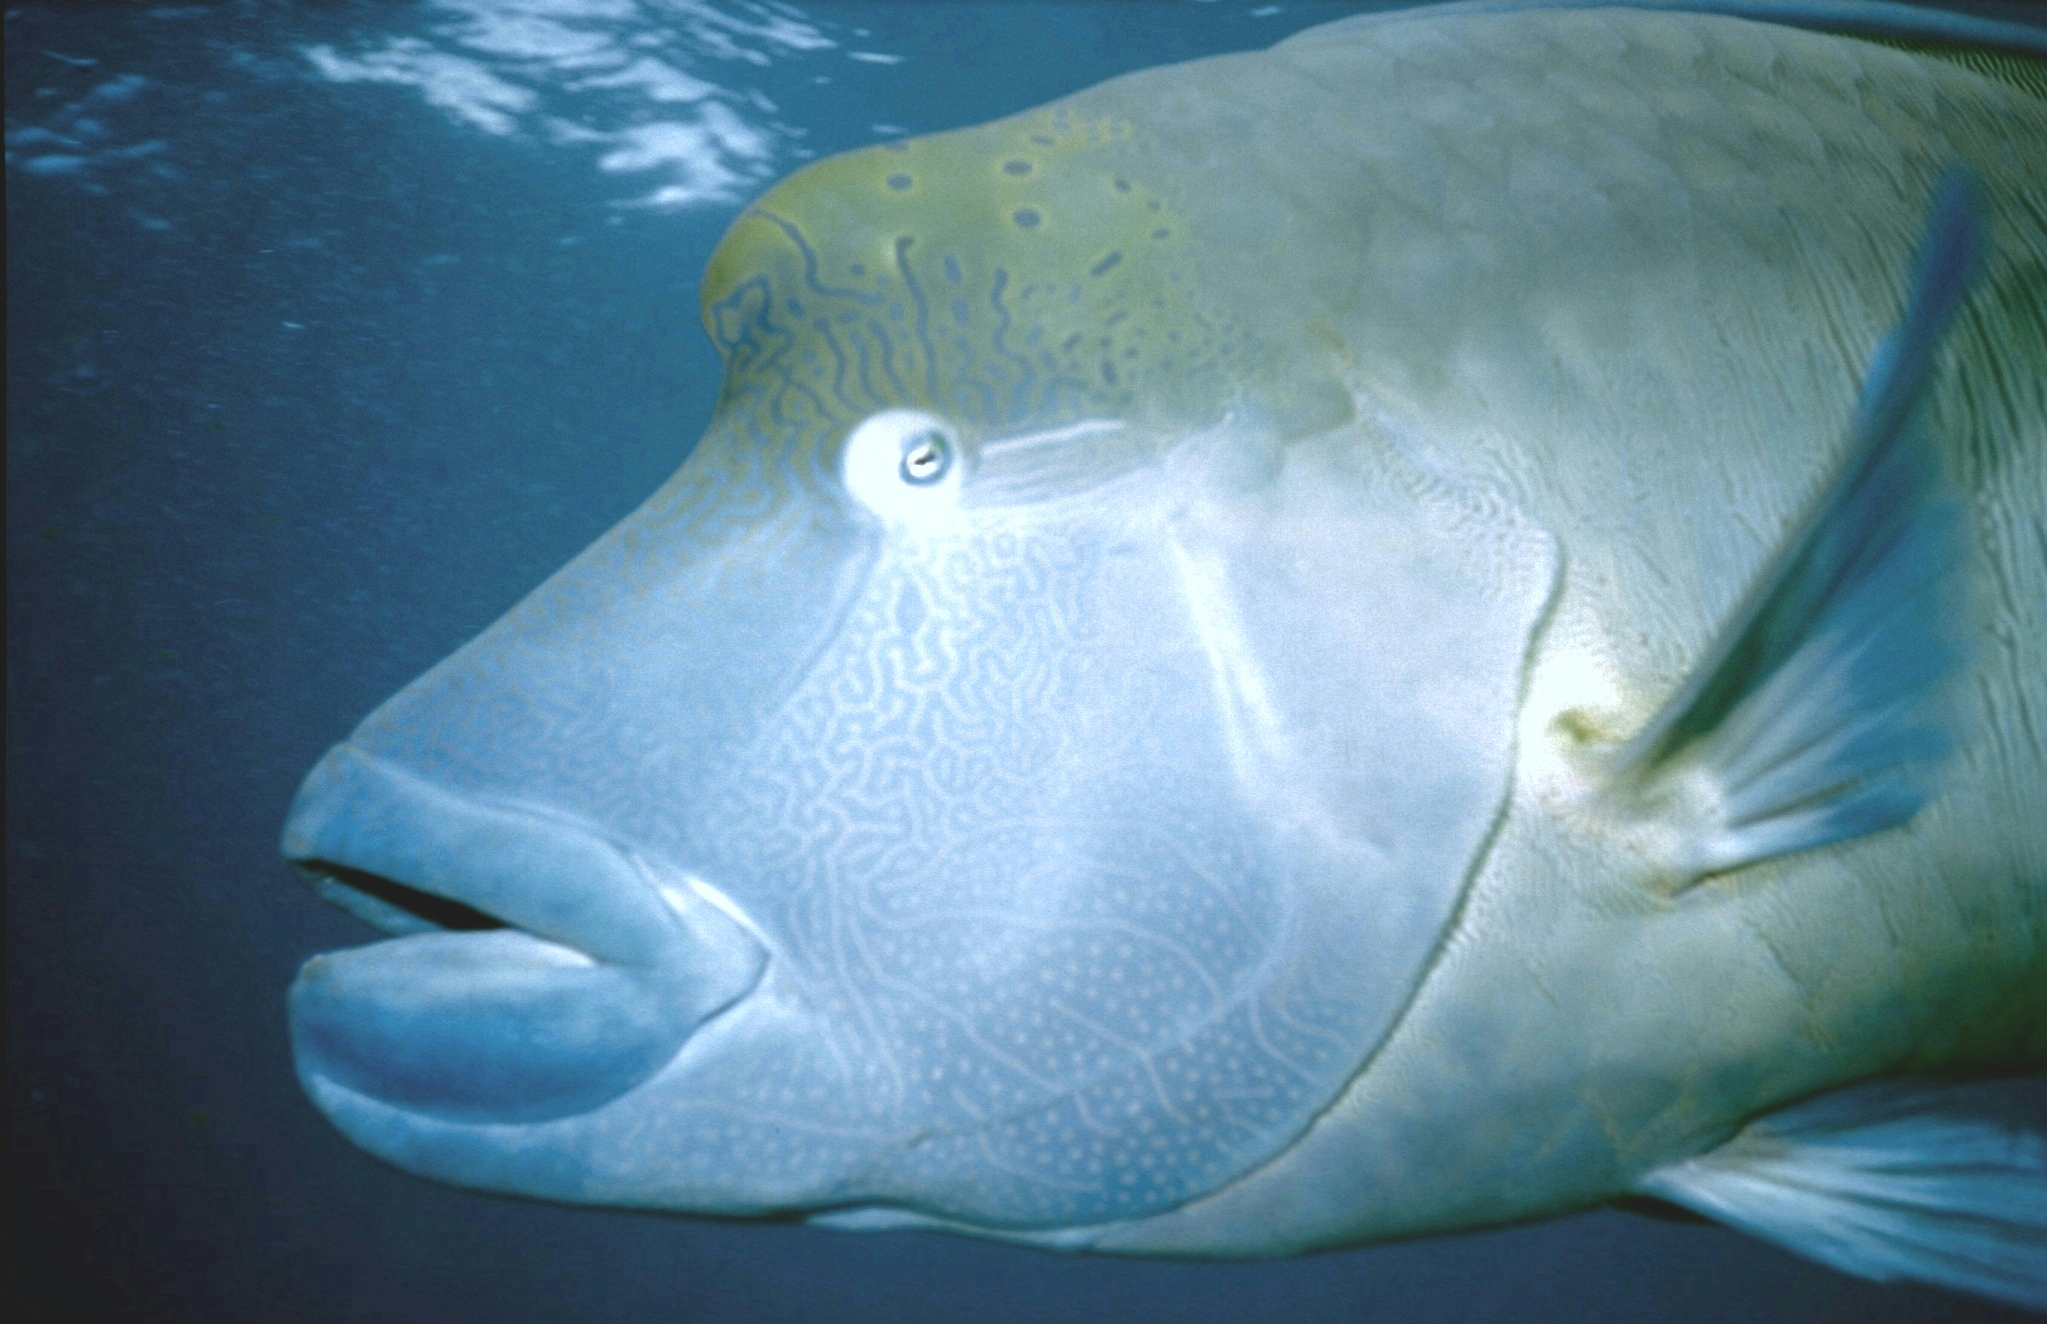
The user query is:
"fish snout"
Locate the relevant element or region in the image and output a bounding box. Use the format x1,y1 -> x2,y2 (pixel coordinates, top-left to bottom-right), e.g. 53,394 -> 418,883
281,743 -> 765,1125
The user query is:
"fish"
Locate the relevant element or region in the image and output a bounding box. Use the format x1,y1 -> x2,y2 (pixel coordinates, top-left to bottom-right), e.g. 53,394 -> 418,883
279,0 -> 2047,1307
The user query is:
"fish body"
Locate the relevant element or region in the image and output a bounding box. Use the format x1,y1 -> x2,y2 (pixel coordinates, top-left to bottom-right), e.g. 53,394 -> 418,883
282,1 -> 2047,1303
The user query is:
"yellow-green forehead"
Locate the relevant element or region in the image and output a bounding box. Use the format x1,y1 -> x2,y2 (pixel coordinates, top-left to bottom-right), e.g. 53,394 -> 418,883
703,108 -> 1162,317
698,105 -> 1232,430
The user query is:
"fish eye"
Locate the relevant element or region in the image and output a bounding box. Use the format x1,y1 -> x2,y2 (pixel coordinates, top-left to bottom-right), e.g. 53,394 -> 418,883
899,431 -> 952,485
840,409 -> 966,524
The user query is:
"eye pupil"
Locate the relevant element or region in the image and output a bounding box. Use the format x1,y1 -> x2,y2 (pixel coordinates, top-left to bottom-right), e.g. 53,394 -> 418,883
899,432 -> 951,485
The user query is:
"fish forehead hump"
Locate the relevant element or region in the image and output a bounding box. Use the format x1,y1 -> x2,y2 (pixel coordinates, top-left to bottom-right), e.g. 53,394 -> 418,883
701,118 -> 1195,430
695,95 -> 1361,455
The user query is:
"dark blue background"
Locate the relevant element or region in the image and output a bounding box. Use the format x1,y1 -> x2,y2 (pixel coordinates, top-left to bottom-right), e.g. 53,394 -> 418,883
7,3 -> 2033,1320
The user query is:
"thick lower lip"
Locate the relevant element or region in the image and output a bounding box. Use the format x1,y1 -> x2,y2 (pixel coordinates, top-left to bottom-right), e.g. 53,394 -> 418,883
281,742 -> 765,1124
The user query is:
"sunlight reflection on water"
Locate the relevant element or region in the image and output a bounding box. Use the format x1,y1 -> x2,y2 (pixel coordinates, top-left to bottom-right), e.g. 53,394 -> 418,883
300,1 -> 843,209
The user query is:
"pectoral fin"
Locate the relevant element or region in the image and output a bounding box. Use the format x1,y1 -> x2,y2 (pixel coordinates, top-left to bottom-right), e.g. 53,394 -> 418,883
1608,170 -> 1984,881
1635,1078 -> 2047,1309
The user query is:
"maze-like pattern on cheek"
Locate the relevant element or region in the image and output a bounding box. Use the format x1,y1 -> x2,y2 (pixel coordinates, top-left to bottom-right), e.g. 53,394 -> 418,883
672,504 -> 1410,1226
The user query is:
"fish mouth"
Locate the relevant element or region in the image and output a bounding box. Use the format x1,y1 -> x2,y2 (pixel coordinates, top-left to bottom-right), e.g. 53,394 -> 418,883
282,743 -> 765,1125
295,860 -> 509,936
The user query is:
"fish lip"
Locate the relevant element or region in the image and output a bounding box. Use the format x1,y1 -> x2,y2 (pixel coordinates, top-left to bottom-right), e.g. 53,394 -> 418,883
281,741 -> 696,968
282,743 -> 772,1129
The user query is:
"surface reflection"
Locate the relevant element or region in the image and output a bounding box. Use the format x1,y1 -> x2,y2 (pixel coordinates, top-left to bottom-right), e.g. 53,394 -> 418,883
302,0 -> 842,208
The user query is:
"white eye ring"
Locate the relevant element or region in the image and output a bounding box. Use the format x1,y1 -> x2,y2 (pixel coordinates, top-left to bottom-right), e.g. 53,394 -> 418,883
841,410 -> 966,524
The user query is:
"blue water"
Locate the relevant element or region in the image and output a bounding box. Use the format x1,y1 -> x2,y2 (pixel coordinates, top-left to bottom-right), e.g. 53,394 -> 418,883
5,2 -> 2030,1320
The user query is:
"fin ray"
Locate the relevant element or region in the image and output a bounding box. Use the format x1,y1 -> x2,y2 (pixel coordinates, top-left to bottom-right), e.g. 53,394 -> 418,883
1636,1078 -> 2047,1309
1609,170 -> 1984,880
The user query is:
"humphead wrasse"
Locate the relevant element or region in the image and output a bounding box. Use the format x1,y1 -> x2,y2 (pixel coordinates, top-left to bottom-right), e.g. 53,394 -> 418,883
281,0 -> 2047,1306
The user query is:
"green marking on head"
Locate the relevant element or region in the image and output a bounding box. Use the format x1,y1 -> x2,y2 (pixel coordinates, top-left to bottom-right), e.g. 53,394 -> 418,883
699,105 -> 1248,447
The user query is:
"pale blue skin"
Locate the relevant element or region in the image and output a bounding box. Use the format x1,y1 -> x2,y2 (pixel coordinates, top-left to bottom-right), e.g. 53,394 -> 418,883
283,0 -> 2047,1261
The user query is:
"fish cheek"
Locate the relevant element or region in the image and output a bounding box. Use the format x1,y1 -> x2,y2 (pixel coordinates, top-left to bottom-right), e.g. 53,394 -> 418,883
665,469 -> 1552,1226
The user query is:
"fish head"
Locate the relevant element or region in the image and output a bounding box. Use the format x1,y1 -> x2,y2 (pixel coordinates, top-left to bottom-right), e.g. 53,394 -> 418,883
281,109 -> 1556,1234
